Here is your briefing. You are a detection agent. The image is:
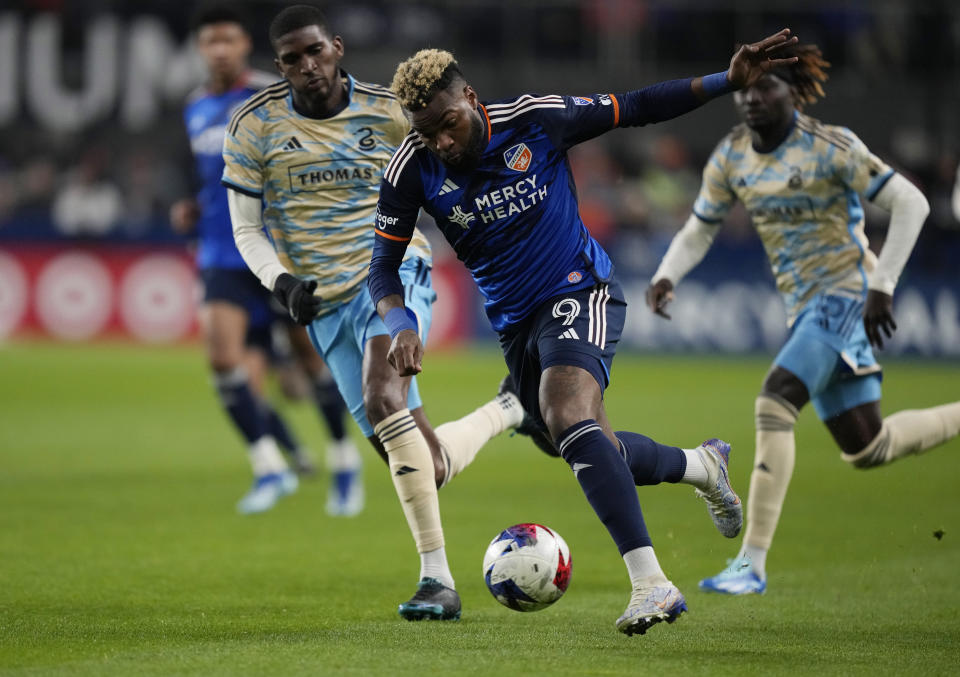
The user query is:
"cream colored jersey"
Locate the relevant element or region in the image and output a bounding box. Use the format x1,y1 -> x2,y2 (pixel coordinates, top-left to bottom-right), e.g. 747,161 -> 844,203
693,112 -> 894,324
222,72 -> 431,316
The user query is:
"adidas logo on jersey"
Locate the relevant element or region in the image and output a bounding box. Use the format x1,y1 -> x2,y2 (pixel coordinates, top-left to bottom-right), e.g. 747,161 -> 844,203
558,328 -> 580,340
282,136 -> 304,151
438,178 -> 460,196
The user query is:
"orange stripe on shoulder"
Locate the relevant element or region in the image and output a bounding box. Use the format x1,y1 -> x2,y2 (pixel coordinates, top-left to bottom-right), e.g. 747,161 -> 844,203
479,104 -> 492,142
375,229 -> 410,242
609,94 -> 620,128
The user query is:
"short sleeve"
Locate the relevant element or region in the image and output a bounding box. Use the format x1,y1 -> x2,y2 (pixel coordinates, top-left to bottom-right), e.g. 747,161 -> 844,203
831,128 -> 894,201
385,99 -> 412,149
691,138 -> 736,224
221,111 -> 265,197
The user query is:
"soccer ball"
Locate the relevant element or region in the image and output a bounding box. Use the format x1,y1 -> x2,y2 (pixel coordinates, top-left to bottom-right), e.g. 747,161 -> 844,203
482,523 -> 572,612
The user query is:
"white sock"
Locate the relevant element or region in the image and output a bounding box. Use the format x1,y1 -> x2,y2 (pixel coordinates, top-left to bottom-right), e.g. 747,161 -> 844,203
435,392 -> 523,486
420,547 -> 455,590
622,546 -> 668,589
843,402 -> 960,468
326,437 -> 362,472
740,543 -> 768,579
248,436 -> 288,476
681,448 -> 709,486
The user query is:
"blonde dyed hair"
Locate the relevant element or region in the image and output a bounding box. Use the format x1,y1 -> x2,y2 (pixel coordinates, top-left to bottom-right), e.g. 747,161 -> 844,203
391,48 -> 461,111
772,43 -> 830,110
789,44 -> 830,108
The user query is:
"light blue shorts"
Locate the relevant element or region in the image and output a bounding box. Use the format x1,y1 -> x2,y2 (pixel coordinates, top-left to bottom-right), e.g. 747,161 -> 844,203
306,258 -> 436,437
774,293 -> 882,421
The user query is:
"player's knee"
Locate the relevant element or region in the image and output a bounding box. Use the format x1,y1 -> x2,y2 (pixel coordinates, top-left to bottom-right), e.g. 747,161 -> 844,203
210,352 -> 243,373
755,393 -> 799,431
760,368 -> 809,410
540,401 -> 586,443
841,424 -> 890,469
363,388 -> 406,426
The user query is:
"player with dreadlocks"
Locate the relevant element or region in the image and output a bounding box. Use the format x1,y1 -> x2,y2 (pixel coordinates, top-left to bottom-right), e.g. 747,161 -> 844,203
371,30 -> 802,635
648,43 -> 960,595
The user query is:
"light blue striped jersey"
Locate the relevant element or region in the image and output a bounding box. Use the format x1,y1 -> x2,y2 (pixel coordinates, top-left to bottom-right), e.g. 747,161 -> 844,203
693,112 -> 894,324
222,71 -> 431,315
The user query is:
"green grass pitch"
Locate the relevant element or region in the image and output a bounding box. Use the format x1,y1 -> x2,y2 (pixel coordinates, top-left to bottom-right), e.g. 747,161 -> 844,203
1,343 -> 958,675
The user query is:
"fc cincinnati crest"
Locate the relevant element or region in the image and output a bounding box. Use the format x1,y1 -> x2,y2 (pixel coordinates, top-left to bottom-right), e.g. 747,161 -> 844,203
504,143 -> 532,172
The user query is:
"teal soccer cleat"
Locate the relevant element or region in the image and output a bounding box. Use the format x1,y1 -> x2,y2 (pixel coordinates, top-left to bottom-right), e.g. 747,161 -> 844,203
699,555 -> 767,595
615,584 -> 687,636
398,578 -> 462,621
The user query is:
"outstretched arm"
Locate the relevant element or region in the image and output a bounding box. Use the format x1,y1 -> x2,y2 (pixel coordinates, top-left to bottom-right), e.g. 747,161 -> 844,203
611,29 -> 798,132
863,173 -> 930,348
724,28 -> 799,90
646,214 -> 721,319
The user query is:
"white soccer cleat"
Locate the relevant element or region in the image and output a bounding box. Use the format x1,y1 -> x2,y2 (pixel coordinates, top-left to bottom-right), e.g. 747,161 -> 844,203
693,438 -> 743,538
615,583 -> 687,636
236,470 -> 298,515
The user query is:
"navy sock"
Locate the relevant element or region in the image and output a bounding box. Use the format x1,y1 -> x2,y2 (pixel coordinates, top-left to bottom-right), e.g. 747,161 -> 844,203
615,431 -> 686,486
214,368 -> 268,444
264,406 -> 299,452
313,376 -> 347,441
558,420 -> 652,554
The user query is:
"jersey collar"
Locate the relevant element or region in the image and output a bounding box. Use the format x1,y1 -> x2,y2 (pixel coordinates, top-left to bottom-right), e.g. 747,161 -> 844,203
752,109 -> 799,155
478,103 -> 492,145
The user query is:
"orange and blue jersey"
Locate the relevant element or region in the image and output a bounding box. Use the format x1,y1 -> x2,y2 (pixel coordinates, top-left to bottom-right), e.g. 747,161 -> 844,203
370,78 -> 711,332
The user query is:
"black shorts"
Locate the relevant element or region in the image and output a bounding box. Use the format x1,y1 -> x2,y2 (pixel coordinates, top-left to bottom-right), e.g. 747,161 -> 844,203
497,280 -> 627,428
200,267 -> 289,352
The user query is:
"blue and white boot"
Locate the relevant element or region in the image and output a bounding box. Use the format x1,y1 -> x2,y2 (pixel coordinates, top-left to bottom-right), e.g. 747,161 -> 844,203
699,554 -> 767,595
325,439 -> 364,517
236,470 -> 299,515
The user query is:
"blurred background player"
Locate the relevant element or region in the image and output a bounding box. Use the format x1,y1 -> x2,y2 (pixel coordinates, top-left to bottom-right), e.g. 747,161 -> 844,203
171,3 -> 361,516
368,34 -> 804,635
223,5 -> 524,620
647,43 -> 960,595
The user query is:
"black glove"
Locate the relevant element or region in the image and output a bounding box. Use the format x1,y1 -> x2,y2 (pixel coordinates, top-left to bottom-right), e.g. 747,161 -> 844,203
272,273 -> 321,325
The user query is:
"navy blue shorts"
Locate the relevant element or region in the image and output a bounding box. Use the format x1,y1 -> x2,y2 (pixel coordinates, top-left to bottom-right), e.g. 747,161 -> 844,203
498,280 -> 627,430
200,267 -> 289,351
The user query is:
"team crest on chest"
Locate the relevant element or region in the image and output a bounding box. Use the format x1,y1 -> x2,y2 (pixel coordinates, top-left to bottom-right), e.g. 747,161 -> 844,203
504,143 -> 533,172
788,166 -> 803,189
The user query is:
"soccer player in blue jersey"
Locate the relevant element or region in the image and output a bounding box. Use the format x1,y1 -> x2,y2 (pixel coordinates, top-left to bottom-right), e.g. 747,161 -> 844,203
647,44 -> 960,595
223,5 -> 524,621
172,3 -> 360,516
369,34 -> 800,635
